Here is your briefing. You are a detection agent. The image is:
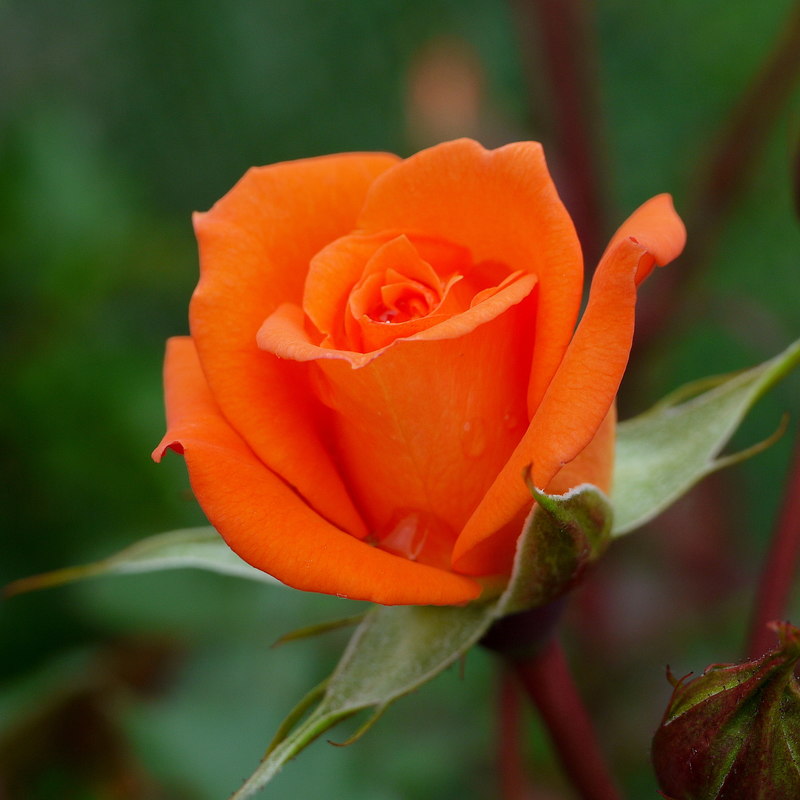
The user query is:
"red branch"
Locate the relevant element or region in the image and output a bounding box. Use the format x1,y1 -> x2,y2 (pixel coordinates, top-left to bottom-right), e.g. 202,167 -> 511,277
748,427 -> 800,658
635,1 -> 800,351
497,670 -> 536,800
512,0 -> 607,267
512,638 -> 622,800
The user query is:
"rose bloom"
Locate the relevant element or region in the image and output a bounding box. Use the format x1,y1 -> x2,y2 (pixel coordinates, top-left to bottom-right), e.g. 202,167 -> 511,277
154,139 -> 685,606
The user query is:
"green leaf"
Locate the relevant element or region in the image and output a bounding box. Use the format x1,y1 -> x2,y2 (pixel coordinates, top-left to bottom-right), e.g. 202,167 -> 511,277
228,482 -> 611,798
229,601 -> 494,799
612,337 -> 800,536
3,527 -> 281,597
6,481 -> 610,798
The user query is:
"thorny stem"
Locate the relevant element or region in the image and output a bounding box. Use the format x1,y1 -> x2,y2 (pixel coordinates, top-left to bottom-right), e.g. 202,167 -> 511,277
497,670 -> 535,800
747,427 -> 800,658
511,638 -> 622,800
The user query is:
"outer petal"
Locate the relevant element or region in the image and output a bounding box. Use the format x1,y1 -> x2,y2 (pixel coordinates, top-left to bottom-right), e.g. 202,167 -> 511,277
356,138 -> 584,417
547,404 -> 617,496
191,153 -> 399,538
449,406 -> 617,577
453,196 -> 686,575
603,193 -> 687,284
153,337 -> 481,606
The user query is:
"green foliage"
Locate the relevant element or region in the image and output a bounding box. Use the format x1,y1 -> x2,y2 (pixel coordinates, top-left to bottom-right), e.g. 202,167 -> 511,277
2,0 -> 799,796
228,484 -> 612,798
613,338 -> 800,535
4,528 -> 281,598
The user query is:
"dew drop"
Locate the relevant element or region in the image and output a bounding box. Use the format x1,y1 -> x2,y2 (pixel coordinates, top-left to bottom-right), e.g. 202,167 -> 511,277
378,510 -> 455,569
503,411 -> 525,435
381,513 -> 425,560
460,418 -> 487,458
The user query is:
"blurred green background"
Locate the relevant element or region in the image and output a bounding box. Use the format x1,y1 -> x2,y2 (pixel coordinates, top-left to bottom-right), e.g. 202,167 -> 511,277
2,0 -> 799,797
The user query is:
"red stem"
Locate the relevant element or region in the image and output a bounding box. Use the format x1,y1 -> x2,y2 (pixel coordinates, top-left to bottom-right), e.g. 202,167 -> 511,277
511,638 -> 622,800
747,427 -> 800,658
497,670 -> 536,800
634,1 -> 800,352
512,0 -> 607,267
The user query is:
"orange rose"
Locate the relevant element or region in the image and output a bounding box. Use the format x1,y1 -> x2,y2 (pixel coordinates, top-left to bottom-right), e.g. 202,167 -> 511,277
154,139 -> 685,606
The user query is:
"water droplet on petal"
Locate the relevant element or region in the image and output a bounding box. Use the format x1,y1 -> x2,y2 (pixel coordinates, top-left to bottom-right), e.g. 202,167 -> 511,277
460,418 -> 487,458
381,513 -> 425,560
378,510 -> 455,569
503,411 -> 525,435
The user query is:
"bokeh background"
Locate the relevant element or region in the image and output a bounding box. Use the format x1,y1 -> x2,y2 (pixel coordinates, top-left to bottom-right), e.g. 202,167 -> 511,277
2,0 -> 799,797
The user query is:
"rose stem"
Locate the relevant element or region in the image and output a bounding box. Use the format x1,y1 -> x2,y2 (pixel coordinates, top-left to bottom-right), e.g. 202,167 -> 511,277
748,82 -> 800,658
511,0 -> 607,268
747,426 -> 800,657
510,637 -> 622,800
497,670 -> 535,800
634,1 -> 800,353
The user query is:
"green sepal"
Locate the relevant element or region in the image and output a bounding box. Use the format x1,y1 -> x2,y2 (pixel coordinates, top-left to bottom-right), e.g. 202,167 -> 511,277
3,527 -> 281,597
501,478 -> 613,615
653,622 -> 800,799
612,337 -> 800,536
271,615 -> 365,648
229,481 -> 610,798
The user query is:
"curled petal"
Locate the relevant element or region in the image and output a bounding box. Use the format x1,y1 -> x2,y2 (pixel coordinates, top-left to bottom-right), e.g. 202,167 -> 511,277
153,338 -> 482,606
303,232 -> 389,345
602,193 -> 687,285
453,195 -> 686,575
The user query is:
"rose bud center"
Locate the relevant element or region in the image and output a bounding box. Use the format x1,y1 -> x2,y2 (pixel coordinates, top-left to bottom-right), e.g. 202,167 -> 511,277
258,230 -> 535,571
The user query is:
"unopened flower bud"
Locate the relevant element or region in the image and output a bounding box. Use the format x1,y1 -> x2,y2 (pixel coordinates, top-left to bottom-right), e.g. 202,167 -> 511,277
653,621 -> 800,800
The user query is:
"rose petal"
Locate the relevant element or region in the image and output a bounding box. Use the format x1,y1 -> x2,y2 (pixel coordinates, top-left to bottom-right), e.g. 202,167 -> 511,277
355,273 -> 466,352
547,404 -> 617,496
449,406 -> 617,577
346,235 -> 443,347
602,193 -> 687,285
190,153 -> 398,537
356,138 -> 584,417
258,303 -> 376,369
153,337 -> 481,605
304,232 -> 390,346
452,196 -> 686,575
259,279 -> 536,549
314,305 -> 534,546
258,272 -> 537,367
304,231 -> 472,350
